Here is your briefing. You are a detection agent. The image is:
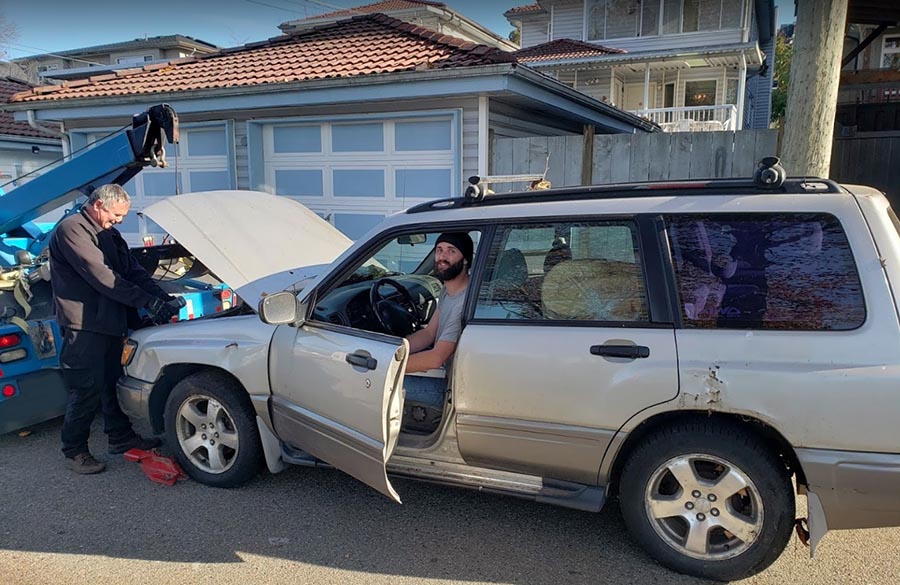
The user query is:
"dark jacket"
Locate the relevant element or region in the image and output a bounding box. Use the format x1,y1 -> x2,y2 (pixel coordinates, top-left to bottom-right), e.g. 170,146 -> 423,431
49,209 -> 167,336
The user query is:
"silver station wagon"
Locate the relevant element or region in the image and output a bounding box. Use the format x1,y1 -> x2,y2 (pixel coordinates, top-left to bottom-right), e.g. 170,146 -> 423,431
117,168 -> 900,581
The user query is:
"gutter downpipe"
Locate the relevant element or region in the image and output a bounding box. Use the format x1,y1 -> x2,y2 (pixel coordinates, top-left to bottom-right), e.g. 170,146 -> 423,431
27,110 -> 70,158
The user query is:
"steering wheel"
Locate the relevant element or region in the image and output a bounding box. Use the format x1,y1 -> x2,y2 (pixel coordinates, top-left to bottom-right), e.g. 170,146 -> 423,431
370,277 -> 423,336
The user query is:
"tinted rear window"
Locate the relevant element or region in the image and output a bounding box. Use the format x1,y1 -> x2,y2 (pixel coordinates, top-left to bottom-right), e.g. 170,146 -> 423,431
666,213 -> 865,330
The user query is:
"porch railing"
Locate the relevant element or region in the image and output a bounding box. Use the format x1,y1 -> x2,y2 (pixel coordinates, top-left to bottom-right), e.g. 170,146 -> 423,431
629,105 -> 738,132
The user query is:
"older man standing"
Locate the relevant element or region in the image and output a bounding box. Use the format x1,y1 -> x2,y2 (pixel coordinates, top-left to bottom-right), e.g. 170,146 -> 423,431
49,184 -> 182,474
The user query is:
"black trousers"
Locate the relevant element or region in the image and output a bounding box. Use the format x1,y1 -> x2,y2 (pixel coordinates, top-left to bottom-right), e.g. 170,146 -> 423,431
59,329 -> 136,458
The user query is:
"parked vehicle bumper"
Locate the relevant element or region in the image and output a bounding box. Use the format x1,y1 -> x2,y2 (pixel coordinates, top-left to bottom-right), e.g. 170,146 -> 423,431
116,375 -> 153,425
797,447 -> 900,531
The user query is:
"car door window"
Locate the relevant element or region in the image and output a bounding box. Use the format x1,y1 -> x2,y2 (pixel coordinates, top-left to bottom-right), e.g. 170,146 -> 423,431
311,230 -> 480,334
666,213 -> 865,330
473,221 -> 649,322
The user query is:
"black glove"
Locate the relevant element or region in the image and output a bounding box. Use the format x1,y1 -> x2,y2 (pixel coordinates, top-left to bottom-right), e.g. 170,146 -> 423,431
146,296 -> 186,324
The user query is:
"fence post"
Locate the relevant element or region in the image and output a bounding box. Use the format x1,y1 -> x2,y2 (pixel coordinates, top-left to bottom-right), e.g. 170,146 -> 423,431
581,125 -> 595,186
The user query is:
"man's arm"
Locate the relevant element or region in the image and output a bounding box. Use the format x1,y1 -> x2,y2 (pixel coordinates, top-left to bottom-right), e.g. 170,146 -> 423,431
55,222 -> 153,308
406,340 -> 457,373
406,307 -> 440,353
115,231 -> 170,299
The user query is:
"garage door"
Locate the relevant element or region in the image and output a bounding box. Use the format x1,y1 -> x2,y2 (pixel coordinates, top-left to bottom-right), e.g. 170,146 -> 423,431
261,115 -> 458,240
76,123 -> 234,245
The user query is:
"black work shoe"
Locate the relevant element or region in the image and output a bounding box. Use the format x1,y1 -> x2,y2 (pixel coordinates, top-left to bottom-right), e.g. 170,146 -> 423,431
108,435 -> 161,455
67,453 -> 106,475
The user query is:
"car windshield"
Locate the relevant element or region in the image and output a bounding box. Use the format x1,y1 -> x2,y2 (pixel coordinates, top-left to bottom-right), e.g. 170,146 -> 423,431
341,234 -> 441,286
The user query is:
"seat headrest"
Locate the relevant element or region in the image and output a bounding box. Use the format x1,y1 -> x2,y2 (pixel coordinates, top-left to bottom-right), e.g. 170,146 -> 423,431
490,247 -> 528,287
541,259 -> 646,321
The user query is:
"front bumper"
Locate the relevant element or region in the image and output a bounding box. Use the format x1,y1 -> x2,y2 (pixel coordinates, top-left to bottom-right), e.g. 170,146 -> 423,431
116,375 -> 154,426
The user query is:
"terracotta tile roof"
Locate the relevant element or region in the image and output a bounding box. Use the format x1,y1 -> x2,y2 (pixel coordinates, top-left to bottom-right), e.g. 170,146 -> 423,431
305,0 -> 445,20
504,4 -> 544,17
0,78 -> 52,138
10,14 -> 516,104
514,39 -> 626,62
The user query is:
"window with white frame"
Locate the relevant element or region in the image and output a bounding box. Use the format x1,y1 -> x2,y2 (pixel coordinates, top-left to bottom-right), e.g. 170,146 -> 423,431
261,115 -> 458,240
883,35 -> 900,69
116,54 -> 155,65
79,124 -> 232,243
593,0 -> 743,40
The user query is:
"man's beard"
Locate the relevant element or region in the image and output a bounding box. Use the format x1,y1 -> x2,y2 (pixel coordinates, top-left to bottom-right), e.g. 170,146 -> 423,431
435,257 -> 465,282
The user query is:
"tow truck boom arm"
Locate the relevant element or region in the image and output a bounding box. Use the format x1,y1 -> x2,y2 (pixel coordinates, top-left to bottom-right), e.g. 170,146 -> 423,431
0,104 -> 179,236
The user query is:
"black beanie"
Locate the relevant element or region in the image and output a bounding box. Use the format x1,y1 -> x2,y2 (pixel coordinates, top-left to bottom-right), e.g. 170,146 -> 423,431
436,232 -> 474,265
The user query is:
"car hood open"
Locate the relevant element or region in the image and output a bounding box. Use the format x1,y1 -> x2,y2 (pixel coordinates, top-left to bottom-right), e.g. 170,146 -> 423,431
141,191 -> 353,308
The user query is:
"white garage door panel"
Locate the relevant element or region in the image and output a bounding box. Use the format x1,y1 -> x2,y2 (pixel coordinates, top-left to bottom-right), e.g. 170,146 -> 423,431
263,115 -> 458,239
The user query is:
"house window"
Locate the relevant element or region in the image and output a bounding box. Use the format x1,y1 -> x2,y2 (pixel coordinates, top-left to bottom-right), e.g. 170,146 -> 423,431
37,64 -> 60,72
663,0 -> 743,34
883,36 -> 900,69
685,80 -> 717,106
116,54 -> 154,66
587,0 -> 663,41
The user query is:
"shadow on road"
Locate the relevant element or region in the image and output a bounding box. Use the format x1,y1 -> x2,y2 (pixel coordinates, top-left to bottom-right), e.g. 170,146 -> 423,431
0,418 -> 715,585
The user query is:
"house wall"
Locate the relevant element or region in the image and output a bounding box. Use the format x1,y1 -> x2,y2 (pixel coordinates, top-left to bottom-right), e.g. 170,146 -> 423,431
64,97 -> 490,243
550,2 -> 584,41
522,19 -> 550,47
517,0 -> 750,50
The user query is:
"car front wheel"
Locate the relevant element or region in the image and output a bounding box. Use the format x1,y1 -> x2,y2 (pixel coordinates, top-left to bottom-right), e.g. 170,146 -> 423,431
164,370 -> 263,487
618,421 -> 795,581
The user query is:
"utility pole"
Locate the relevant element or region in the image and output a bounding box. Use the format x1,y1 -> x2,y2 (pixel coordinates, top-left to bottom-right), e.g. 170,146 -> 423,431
781,0 -> 849,177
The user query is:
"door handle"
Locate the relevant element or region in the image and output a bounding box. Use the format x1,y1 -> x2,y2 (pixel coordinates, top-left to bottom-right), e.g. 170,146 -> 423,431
346,352 -> 378,370
590,345 -> 650,359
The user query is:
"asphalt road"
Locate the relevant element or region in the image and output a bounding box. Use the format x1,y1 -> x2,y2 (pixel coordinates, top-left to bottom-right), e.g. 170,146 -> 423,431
1,417 -> 898,585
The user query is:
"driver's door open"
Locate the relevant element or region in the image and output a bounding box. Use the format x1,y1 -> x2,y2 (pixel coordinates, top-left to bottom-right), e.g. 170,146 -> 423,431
268,323 -> 409,502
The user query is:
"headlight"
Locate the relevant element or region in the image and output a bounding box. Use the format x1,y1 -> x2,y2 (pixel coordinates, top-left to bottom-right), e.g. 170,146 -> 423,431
121,338 -> 138,366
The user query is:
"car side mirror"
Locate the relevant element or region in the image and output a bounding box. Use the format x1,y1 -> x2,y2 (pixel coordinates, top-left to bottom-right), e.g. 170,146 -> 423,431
258,292 -> 305,326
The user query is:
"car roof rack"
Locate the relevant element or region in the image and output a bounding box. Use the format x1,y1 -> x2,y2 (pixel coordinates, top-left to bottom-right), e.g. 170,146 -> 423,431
407,158 -> 844,214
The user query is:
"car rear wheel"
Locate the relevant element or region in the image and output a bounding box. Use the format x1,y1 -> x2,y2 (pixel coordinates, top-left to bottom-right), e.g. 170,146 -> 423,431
618,421 -> 795,581
164,371 -> 262,487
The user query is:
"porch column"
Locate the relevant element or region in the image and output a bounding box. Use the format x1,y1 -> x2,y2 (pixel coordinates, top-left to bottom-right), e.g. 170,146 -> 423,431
643,63 -> 651,113
736,53 -> 747,130
478,95 -> 489,177
782,0 -> 850,177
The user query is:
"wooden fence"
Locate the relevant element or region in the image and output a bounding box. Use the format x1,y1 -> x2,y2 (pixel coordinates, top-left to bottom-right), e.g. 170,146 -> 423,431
491,129 -> 779,190
830,132 -> 900,206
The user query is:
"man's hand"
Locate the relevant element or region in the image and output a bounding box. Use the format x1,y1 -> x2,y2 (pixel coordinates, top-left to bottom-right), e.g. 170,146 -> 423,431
145,296 -> 186,325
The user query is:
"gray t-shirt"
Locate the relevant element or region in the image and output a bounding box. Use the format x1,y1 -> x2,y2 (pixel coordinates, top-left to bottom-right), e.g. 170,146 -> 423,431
433,287 -> 467,345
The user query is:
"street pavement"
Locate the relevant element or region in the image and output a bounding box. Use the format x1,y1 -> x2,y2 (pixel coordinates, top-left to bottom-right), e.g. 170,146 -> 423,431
1,417 -> 898,585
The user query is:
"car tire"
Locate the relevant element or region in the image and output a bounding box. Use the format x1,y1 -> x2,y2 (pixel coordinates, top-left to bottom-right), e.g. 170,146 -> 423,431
164,370 -> 263,487
618,421 -> 795,582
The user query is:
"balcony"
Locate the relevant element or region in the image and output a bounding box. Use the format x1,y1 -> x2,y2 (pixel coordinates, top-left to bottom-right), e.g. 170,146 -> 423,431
629,105 -> 738,132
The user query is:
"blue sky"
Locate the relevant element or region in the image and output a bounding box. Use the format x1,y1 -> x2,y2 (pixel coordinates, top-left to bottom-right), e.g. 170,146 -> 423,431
3,0 -> 795,60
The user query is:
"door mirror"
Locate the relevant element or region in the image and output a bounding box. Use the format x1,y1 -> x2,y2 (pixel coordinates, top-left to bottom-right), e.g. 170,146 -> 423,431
397,234 -> 427,245
258,292 -> 305,326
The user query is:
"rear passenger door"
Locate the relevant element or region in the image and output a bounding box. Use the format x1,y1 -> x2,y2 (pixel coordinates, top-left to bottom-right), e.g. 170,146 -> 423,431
452,218 -> 678,485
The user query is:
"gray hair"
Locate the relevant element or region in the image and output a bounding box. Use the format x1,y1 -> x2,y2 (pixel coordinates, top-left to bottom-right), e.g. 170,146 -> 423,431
88,184 -> 130,207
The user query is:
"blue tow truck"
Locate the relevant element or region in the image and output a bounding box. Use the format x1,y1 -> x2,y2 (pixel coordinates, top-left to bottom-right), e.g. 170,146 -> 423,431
0,104 -> 235,435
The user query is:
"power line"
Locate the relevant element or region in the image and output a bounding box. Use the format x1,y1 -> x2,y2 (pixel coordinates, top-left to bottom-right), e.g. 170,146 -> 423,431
242,0 -> 309,14
3,41 -> 108,67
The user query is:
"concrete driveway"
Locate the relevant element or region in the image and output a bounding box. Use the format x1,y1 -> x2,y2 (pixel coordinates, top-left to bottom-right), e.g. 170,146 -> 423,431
1,418 -> 897,585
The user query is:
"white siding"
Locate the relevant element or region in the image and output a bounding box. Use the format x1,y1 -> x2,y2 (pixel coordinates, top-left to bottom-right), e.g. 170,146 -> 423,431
461,98 -> 480,182
234,121 -> 249,189
598,29 -> 744,52
574,69 -> 612,102
521,19 -> 550,47
551,2 -> 585,41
